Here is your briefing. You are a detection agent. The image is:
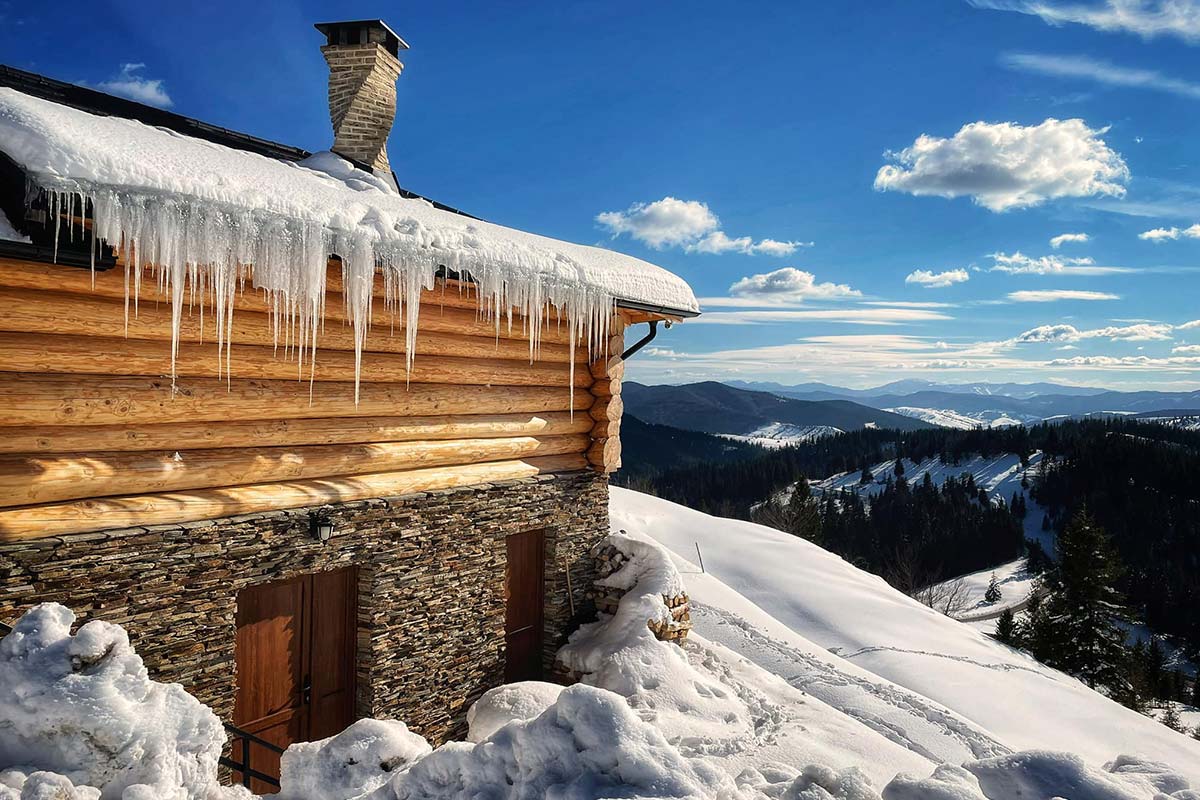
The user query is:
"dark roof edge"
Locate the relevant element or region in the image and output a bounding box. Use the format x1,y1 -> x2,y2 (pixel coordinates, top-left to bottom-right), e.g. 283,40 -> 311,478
615,298 -> 700,318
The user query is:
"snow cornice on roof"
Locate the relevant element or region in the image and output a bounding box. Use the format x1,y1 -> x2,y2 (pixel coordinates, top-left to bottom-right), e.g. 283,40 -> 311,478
0,84 -> 697,397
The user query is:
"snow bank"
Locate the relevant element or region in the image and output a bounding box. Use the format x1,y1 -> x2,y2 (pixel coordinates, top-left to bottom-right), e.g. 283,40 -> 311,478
0,88 -> 696,397
0,769 -> 101,800
274,719 -> 430,800
465,682 -> 563,743
376,684 -> 740,799
0,603 -> 226,800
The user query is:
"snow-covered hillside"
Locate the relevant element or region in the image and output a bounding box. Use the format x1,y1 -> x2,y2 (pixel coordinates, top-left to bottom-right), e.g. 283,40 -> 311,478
721,422 -> 843,448
811,452 -> 1051,550
884,407 -> 1027,429
612,487 -> 1200,782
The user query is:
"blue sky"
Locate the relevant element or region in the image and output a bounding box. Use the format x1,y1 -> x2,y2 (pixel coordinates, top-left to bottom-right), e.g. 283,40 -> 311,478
4,0 -> 1200,390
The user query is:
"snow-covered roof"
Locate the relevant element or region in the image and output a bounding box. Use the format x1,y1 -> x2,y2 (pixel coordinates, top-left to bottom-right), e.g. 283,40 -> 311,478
0,86 -> 697,392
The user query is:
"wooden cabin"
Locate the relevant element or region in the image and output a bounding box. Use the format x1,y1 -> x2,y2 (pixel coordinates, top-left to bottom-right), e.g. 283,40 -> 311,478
0,20 -> 696,787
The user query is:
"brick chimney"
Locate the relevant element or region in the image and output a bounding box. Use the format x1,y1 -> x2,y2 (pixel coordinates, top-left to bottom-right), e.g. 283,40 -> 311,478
315,20 -> 408,179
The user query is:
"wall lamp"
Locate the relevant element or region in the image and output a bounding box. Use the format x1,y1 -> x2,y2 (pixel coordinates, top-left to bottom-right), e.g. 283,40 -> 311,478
309,512 -> 335,543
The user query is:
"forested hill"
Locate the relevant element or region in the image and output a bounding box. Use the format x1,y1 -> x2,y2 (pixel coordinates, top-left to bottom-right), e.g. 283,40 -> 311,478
618,417 -> 1200,662
622,381 -> 931,435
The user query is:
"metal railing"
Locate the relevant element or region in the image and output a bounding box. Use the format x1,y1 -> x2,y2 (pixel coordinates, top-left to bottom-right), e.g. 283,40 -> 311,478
220,723 -> 285,790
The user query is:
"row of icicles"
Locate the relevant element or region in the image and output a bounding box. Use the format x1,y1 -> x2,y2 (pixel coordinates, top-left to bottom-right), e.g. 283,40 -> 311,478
47,186 -> 616,411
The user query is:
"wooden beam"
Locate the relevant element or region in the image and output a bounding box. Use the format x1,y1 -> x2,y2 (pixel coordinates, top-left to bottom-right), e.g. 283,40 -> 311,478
0,455 -> 589,540
0,374 -> 592,427
0,287 -> 586,363
0,434 -> 590,507
0,332 -> 591,388
0,412 -> 594,454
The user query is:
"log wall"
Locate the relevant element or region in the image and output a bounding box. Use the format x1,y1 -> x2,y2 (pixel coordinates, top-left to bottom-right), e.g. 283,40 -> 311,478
0,258 -> 630,540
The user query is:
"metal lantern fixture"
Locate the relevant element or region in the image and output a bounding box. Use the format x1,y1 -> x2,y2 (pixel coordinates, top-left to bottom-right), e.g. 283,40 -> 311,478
310,513 -> 334,543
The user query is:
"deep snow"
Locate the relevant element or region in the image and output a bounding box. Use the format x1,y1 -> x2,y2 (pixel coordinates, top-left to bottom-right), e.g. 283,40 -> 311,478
612,486 -> 1200,782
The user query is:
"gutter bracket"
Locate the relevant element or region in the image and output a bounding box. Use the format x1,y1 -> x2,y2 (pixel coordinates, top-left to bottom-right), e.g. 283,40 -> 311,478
621,320 -> 660,361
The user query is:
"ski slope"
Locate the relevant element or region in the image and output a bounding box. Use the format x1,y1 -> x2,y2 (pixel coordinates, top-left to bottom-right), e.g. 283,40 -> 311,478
611,487 -> 1200,783
884,407 -> 1025,430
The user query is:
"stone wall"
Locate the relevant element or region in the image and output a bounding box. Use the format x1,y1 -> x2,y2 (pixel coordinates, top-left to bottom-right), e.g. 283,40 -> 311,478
0,470 -> 607,744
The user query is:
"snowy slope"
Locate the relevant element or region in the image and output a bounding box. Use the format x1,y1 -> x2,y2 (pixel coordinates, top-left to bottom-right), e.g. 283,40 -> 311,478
884,407 -> 1026,430
612,487 -> 1200,781
720,422 -> 843,448
812,452 -> 1052,551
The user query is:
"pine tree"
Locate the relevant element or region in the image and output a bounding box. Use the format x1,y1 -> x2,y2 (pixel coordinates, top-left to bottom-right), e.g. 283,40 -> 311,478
787,476 -> 824,545
985,573 -> 1002,603
994,607 -> 1017,645
1041,513 -> 1051,532
1193,725 -> 1200,742
1160,704 -> 1185,733
893,457 -> 905,478
1018,579 -> 1056,662
860,463 -> 873,485
1146,639 -> 1166,701
1043,508 -> 1130,691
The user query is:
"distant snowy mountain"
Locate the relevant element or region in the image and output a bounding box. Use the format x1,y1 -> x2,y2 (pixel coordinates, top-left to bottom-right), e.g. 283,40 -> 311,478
623,381 -> 930,437
727,379 -> 1108,400
719,422 -> 842,448
884,406 -> 1025,430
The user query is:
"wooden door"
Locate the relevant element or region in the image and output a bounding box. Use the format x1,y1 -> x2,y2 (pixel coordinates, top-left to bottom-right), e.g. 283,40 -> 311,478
504,529 -> 545,681
233,567 -> 357,790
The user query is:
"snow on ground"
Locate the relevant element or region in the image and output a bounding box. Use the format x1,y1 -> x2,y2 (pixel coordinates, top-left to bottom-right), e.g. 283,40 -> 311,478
812,452 -> 1052,552
612,487 -> 1200,783
884,407 -> 1033,429
721,423 -> 844,448
935,558 -> 1036,625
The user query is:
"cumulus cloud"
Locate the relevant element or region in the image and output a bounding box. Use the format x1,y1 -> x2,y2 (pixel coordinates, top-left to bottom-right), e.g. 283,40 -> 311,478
1174,344 -> 1200,353
1002,52 -> 1200,99
968,0 -> 1200,43
874,118 -> 1129,211
905,268 -> 971,288
1181,319 -> 1200,329
1008,289 -> 1120,301
1050,232 -> 1090,248
1048,354 -> 1200,367
988,251 -> 1133,275
596,197 -> 804,255
688,308 -> 949,326
93,63 -> 173,108
726,268 -> 862,303
1138,223 -> 1200,241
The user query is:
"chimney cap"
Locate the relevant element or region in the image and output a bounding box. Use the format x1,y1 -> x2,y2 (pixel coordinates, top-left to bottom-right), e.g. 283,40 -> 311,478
315,19 -> 409,57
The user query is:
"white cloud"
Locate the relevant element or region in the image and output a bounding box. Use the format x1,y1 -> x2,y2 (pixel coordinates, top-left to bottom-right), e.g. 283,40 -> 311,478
1048,355 -> 1200,367
596,197 -> 718,249
1138,223 -> 1200,241
862,300 -> 957,308
874,119 -> 1129,212
1015,322 -> 1174,342
1002,52 -> 1200,99
988,250 -> 1133,275
688,308 -> 950,326
1050,232 -> 1090,248
968,0 -> 1200,43
1180,319 -> 1200,329
1173,344 -> 1200,353
94,63 -> 173,108
596,196 -> 804,255
684,231 -> 807,256
905,268 -> 971,288
1008,289 -> 1120,301
727,267 -> 861,302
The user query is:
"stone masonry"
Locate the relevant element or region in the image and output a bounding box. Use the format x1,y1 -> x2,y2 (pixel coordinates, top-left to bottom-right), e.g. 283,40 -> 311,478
0,470 -> 607,745
322,40 -> 403,175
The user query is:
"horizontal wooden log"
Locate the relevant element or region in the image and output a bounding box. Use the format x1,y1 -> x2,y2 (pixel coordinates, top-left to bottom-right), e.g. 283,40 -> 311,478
0,374 -> 593,427
591,418 -> 621,440
0,287 -> 586,364
0,412 -> 594,454
0,332 -> 591,388
0,434 -> 590,507
0,455 -> 589,540
590,356 -> 625,381
590,377 -> 621,397
0,259 -> 584,345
